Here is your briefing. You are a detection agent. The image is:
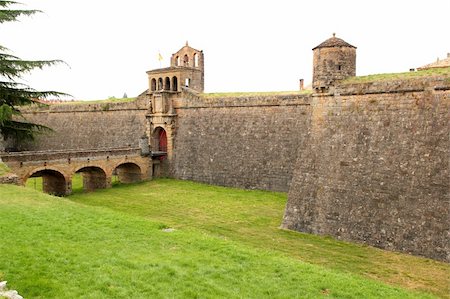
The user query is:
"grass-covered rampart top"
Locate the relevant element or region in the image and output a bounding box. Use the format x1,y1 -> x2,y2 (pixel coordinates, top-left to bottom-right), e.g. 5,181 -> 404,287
201,90 -> 312,98
41,97 -> 137,105
343,67 -> 450,83
1,178 -> 448,298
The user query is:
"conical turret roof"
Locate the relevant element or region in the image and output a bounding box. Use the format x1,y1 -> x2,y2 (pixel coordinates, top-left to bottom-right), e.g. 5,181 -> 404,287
313,34 -> 356,50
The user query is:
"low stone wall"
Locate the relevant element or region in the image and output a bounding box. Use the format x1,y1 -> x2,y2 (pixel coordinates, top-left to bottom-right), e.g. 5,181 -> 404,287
283,77 -> 450,262
0,174 -> 18,185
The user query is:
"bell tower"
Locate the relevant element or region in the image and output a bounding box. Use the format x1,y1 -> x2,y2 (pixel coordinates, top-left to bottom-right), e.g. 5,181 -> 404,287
146,42 -> 204,176
147,41 -> 204,93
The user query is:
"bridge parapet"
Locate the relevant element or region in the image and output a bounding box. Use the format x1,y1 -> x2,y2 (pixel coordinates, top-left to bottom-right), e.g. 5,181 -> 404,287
0,147 -> 142,163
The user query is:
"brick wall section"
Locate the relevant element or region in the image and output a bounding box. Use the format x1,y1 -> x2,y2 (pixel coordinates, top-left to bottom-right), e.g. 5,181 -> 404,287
172,94 -> 311,192
282,77 -> 450,261
18,96 -> 149,151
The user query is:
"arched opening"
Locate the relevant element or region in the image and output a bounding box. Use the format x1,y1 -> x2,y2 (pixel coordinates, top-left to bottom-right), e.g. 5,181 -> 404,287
26,169 -> 68,196
151,78 -> 157,91
76,166 -> 107,192
194,53 -> 199,67
113,163 -> 142,184
172,76 -> 178,91
176,56 -> 180,66
164,77 -> 171,91
158,78 -> 163,90
185,78 -> 190,87
183,54 -> 189,66
152,127 -> 167,159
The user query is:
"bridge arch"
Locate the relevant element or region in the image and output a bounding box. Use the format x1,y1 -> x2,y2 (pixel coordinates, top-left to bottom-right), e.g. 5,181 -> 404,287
113,162 -> 142,184
75,166 -> 109,192
25,167 -> 70,197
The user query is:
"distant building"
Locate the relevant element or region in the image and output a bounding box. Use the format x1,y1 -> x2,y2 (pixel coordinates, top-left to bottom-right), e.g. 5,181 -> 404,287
417,53 -> 450,70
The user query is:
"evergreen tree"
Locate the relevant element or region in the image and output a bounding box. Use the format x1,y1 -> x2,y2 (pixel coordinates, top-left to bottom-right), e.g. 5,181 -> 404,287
0,1 -> 66,144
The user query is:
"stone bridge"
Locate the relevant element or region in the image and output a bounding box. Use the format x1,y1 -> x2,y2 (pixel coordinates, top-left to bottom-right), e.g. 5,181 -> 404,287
0,148 -> 153,196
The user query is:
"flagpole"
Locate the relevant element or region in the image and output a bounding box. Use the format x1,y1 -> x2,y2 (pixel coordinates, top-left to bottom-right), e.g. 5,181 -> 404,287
158,50 -> 162,68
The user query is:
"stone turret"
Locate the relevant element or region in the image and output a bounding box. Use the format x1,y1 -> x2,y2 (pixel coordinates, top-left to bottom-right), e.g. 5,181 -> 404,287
312,34 -> 356,92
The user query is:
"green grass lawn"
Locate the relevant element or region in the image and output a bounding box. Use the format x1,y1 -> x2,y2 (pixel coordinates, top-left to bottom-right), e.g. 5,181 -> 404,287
1,180 -> 448,298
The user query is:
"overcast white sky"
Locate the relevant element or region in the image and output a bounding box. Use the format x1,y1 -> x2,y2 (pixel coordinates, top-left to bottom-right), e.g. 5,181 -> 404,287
2,0 -> 449,100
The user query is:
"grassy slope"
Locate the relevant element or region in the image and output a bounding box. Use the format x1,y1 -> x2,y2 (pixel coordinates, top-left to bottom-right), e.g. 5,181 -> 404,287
3,180 -> 447,298
68,179 -> 449,298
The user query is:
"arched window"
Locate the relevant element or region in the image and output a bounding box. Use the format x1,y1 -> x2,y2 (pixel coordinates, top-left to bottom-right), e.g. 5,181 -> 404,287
176,56 -> 181,66
151,78 -> 156,91
185,78 -> 190,87
172,76 -> 178,92
164,77 -> 170,90
158,78 -> 163,90
183,54 -> 189,66
194,53 -> 199,67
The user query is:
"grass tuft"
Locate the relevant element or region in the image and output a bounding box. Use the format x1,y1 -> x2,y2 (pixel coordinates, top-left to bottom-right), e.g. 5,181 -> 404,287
0,162 -> 10,176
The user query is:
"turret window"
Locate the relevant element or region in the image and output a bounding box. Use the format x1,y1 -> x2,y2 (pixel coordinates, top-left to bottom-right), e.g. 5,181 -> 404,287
151,78 -> 157,91
194,53 -> 199,67
183,54 -> 189,66
158,78 -> 163,90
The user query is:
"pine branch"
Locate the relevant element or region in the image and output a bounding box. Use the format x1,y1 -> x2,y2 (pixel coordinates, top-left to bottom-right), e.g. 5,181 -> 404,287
0,9 -> 40,23
0,0 -> 66,144
0,57 -> 65,79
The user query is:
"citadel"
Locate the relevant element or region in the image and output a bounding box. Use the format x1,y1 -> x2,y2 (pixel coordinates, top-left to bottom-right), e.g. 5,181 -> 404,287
1,35 -> 449,262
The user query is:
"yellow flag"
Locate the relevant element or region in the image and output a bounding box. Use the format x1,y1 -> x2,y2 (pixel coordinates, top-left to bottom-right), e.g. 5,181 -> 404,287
158,53 -> 163,61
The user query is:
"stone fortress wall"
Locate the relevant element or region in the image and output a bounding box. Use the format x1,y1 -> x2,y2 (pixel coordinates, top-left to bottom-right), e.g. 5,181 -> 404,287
282,77 -> 449,262
18,95 -> 149,151
8,37 -> 449,262
172,93 -> 311,192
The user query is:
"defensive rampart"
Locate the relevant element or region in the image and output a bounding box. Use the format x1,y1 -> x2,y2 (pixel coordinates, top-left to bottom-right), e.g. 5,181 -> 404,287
282,77 -> 449,261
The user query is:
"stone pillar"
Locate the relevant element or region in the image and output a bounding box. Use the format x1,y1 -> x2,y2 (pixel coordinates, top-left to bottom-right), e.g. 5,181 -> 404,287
42,174 -> 69,196
139,135 -> 150,156
116,164 -> 142,183
82,171 -> 107,191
